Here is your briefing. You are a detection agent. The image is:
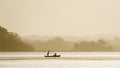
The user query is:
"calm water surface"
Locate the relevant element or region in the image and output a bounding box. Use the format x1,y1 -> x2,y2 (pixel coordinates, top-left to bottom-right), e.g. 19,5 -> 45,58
0,52 -> 120,68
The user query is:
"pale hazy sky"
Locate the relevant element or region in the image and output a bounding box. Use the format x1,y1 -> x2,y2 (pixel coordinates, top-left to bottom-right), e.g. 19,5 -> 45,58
0,0 -> 120,36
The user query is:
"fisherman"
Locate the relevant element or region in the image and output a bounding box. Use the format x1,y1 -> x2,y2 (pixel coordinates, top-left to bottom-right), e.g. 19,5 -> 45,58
54,53 -> 57,56
47,51 -> 50,56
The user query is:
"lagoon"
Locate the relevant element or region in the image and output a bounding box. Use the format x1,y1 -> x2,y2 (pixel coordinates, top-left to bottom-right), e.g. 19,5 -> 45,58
0,52 -> 120,68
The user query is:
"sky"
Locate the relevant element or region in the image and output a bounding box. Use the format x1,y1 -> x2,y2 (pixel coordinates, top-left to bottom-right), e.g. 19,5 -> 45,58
0,0 -> 120,37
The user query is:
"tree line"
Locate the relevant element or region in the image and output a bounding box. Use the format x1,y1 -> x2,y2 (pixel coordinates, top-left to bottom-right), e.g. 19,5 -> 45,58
0,26 -> 34,51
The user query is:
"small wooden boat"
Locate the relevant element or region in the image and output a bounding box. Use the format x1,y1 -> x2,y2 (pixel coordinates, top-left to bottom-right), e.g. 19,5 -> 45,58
44,55 -> 61,57
44,51 -> 61,57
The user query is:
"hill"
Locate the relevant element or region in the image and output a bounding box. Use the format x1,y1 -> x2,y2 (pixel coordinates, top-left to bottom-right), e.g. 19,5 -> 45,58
0,26 -> 34,51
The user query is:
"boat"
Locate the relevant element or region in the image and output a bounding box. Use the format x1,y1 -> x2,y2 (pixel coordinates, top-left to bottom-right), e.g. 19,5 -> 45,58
44,55 -> 61,57
44,51 -> 61,57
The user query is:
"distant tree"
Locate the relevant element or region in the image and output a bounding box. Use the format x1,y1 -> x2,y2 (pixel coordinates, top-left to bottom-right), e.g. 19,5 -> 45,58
74,40 -> 113,52
0,26 -> 34,52
97,39 -> 106,45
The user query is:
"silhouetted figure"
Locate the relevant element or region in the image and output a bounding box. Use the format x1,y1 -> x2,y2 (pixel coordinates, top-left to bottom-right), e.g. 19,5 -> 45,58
47,51 -> 50,56
54,53 -> 57,56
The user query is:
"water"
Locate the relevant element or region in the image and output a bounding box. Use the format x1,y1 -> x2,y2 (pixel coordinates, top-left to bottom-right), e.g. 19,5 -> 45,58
0,52 -> 120,68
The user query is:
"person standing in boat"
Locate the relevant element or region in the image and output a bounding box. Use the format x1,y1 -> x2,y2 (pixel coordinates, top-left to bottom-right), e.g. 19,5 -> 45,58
54,53 -> 57,56
47,51 -> 50,56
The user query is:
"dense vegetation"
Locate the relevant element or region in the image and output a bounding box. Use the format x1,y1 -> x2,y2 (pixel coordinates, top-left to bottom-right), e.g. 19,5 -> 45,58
0,26 -> 114,52
26,37 -> 114,52
0,26 -> 34,51
74,39 -> 113,51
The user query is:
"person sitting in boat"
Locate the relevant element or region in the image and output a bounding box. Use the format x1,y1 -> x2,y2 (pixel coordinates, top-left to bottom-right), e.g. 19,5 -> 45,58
54,53 -> 57,56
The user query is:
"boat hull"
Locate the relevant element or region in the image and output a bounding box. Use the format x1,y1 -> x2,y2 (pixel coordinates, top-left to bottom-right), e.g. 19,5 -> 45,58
44,55 -> 61,57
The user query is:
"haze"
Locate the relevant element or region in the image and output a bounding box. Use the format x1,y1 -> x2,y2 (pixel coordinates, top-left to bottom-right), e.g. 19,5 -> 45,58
0,0 -> 120,37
